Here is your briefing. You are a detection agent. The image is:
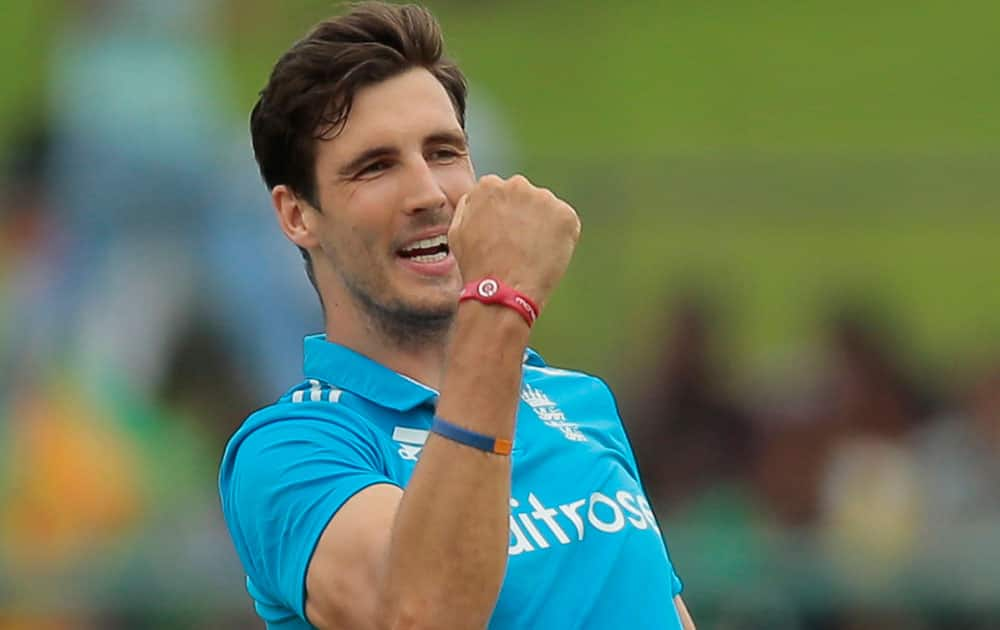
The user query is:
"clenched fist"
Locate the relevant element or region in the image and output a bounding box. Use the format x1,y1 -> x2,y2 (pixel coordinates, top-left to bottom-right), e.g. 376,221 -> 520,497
448,175 -> 581,309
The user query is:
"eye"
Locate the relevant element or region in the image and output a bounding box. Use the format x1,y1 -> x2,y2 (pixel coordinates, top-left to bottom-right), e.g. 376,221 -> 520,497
429,148 -> 463,162
358,160 -> 392,177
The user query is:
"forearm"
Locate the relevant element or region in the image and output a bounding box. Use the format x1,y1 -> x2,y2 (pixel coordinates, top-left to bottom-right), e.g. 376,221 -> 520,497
380,304 -> 528,629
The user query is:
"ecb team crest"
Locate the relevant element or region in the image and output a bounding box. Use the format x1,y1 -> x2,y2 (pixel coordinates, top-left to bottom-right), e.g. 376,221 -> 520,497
520,385 -> 587,442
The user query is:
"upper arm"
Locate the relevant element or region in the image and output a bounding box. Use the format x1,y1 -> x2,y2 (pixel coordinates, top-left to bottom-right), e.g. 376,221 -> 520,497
304,482 -> 402,630
222,415 -> 400,628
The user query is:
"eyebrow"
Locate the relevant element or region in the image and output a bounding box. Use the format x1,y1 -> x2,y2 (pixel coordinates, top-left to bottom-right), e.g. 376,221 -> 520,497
337,129 -> 469,177
425,130 -> 469,150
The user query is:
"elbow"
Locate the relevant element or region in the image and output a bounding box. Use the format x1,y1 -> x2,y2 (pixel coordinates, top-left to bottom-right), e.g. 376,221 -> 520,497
379,599 -> 482,630
379,605 -> 440,630
381,610 -> 425,630
378,609 -> 430,630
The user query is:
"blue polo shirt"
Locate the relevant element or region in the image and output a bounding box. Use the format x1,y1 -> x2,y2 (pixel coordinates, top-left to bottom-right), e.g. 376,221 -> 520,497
219,334 -> 683,629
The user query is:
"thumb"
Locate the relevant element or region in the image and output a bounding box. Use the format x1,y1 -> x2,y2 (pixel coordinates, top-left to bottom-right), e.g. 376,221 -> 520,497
449,193 -> 469,237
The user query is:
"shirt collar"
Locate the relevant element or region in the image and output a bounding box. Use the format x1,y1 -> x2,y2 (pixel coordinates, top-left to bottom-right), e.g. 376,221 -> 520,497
302,334 -> 547,412
523,347 -> 546,367
303,334 -> 437,411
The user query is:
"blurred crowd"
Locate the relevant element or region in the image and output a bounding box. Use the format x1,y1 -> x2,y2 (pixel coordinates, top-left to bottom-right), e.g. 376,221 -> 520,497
2,1 -> 999,629
626,294 -> 1000,629
1,2 -> 317,628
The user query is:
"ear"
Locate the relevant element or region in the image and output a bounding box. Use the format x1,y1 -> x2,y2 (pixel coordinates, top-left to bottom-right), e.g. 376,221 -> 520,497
272,185 -> 321,250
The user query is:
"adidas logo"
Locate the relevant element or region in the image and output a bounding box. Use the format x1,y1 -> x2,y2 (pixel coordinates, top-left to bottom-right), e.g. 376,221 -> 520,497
392,426 -> 428,461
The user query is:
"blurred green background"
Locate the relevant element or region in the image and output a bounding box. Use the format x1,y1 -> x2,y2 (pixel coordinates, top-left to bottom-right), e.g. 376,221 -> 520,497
2,1 -> 999,628
422,0 -> 1000,377
5,0 -> 1000,375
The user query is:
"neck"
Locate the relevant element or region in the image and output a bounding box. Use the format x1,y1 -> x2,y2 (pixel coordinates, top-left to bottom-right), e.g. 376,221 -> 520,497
322,296 -> 451,391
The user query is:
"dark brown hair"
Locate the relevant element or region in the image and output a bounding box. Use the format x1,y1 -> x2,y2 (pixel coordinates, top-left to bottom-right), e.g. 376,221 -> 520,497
250,1 -> 468,208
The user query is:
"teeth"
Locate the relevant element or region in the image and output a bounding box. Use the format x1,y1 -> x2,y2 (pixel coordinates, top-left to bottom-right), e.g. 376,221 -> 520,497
402,234 -> 448,252
409,251 -> 448,263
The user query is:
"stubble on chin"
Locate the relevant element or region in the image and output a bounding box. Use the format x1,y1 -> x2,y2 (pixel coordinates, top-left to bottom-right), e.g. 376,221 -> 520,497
346,280 -> 458,350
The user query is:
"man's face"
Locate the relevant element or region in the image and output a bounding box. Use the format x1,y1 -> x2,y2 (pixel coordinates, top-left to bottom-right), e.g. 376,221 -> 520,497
309,68 -> 475,336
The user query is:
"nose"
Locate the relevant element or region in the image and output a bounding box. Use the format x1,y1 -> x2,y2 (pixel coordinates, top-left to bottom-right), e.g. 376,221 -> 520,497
401,156 -> 448,216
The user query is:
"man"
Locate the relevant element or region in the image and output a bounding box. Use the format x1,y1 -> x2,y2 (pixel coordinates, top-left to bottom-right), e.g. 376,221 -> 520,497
219,3 -> 695,628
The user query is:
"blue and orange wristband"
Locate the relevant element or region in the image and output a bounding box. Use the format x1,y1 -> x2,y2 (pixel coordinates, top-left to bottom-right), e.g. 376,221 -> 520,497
431,416 -> 514,456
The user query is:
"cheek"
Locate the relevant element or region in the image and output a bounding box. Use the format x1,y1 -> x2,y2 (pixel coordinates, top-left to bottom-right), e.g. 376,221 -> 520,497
440,163 -> 476,205
336,185 -> 397,242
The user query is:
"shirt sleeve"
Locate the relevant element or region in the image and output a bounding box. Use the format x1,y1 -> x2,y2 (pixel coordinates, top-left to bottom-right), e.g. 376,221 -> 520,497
592,376 -> 685,597
221,412 -> 399,623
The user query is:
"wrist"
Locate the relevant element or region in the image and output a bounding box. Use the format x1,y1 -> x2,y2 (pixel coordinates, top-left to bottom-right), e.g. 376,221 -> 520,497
441,300 -> 529,437
454,299 -> 533,342
449,301 -> 531,373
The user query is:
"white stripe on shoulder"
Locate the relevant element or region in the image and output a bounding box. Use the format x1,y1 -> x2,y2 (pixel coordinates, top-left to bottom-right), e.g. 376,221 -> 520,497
291,380 -> 342,404
309,379 -> 323,401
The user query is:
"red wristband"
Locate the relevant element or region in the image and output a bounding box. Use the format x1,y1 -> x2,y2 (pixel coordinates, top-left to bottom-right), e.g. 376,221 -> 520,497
459,277 -> 540,327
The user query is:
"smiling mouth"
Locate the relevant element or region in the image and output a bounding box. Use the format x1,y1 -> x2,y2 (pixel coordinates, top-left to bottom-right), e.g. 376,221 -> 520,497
397,234 -> 450,264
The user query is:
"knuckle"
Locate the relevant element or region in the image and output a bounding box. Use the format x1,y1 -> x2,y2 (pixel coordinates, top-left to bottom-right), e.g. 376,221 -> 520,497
508,174 -> 534,192
478,174 -> 503,190
562,205 -> 581,233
